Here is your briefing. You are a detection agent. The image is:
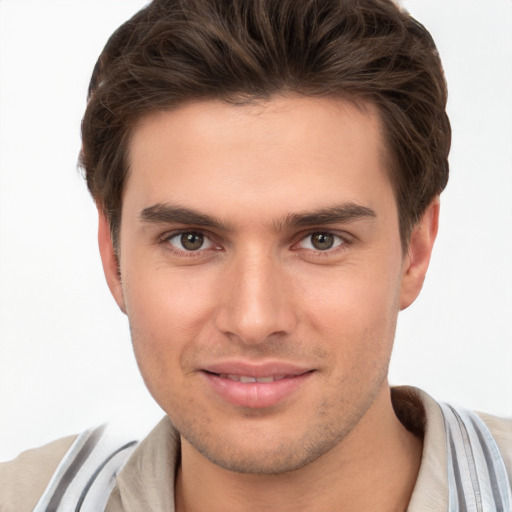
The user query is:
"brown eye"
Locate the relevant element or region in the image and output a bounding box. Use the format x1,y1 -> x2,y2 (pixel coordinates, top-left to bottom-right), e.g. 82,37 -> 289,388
180,232 -> 204,251
310,233 -> 335,250
297,232 -> 344,251
167,231 -> 215,252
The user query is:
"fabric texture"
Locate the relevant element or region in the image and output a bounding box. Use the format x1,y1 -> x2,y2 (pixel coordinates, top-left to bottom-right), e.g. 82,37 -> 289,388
31,425 -> 138,512
0,435 -> 76,512
439,403 -> 511,511
1,387 -> 511,512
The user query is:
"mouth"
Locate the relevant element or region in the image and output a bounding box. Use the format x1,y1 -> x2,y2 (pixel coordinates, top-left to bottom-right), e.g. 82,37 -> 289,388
200,363 -> 314,409
215,373 -> 293,383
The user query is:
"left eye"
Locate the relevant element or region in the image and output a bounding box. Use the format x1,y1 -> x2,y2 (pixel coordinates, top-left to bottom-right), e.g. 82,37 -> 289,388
167,232 -> 215,252
298,232 -> 344,251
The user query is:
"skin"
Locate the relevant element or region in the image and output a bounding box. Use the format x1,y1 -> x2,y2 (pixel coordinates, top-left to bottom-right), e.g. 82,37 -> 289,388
99,96 -> 438,511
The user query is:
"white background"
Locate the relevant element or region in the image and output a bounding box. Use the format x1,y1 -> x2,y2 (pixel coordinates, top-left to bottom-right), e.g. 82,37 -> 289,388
0,0 -> 511,461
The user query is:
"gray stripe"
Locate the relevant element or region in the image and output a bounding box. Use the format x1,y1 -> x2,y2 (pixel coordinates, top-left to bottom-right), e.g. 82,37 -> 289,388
45,425 -> 106,512
449,405 -> 484,512
448,429 -> 468,512
470,416 -> 506,511
74,441 -> 138,512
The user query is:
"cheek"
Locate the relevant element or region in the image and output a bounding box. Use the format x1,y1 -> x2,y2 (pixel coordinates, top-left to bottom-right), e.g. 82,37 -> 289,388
299,261 -> 402,367
303,262 -> 401,328
124,263 -> 218,336
122,268 -> 218,392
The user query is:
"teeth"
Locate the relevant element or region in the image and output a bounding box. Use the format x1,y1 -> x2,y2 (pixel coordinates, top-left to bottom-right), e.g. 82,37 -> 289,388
256,376 -> 274,383
219,374 -> 286,383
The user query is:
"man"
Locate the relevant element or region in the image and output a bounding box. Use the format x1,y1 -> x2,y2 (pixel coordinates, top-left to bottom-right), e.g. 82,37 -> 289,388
1,0 -> 511,511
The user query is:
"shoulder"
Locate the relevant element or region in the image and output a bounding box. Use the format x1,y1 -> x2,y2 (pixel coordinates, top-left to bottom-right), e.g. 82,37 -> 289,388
396,386 -> 512,511
476,411 -> 512,483
0,435 -> 77,512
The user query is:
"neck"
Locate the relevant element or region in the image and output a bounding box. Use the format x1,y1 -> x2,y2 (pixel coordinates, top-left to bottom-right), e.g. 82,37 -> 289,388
175,385 -> 422,512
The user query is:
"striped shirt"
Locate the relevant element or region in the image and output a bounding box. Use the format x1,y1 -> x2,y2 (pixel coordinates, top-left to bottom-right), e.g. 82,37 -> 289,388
2,387 -> 510,512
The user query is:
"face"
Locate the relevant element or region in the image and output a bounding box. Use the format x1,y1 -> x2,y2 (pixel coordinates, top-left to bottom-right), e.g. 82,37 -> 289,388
99,96 -> 436,474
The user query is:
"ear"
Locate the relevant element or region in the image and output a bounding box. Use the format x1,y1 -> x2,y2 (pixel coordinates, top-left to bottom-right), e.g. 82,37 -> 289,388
97,208 -> 126,314
399,198 -> 440,310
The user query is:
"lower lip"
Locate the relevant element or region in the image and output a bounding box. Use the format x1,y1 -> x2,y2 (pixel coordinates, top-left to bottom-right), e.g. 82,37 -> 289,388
202,371 -> 313,409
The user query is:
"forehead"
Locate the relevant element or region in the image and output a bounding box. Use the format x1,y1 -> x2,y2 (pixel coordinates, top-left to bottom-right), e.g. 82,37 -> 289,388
125,95 -> 394,224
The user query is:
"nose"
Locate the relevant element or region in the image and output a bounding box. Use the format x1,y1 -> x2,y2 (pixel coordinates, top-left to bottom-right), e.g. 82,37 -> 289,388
214,247 -> 297,345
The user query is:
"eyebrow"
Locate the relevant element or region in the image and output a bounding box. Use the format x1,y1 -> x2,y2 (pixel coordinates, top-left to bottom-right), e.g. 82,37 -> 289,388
278,204 -> 376,229
140,204 -> 224,229
139,202 -> 376,231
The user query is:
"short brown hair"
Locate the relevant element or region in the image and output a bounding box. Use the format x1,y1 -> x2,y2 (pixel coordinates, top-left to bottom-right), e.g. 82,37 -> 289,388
80,0 -> 450,249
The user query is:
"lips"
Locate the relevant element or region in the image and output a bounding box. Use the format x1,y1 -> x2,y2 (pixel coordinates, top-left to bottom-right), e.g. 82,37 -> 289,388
203,361 -> 310,378
218,374 -> 288,383
200,361 -> 314,409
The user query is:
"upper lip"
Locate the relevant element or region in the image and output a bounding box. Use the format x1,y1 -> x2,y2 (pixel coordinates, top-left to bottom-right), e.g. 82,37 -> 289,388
202,360 -> 312,378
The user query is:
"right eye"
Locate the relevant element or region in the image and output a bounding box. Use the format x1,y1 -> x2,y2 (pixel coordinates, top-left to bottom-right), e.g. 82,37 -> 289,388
166,231 -> 216,252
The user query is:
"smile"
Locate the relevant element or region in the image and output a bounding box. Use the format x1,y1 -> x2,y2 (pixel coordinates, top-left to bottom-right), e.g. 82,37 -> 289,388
201,364 -> 314,409
218,374 -> 288,383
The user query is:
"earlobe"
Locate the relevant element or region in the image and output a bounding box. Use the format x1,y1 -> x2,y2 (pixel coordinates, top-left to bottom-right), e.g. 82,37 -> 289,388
399,198 -> 440,310
97,208 -> 126,314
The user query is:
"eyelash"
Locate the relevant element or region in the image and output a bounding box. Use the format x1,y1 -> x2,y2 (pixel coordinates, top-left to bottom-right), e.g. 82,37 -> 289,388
159,230 -> 351,257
